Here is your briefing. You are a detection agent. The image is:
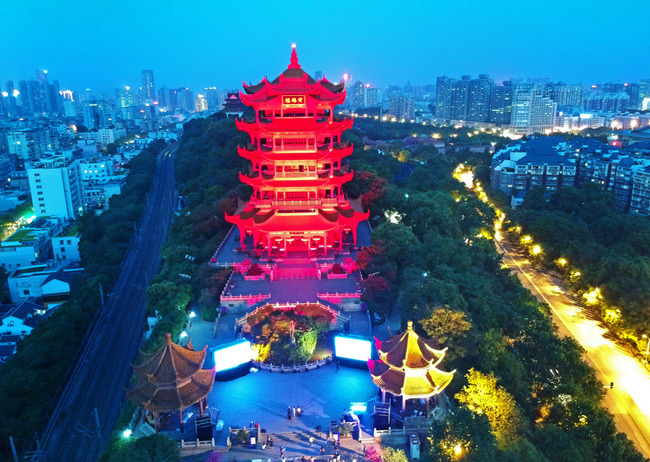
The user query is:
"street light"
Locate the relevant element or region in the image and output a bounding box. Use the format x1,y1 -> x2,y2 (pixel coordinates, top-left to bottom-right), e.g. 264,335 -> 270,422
122,429 -> 132,438
643,334 -> 649,363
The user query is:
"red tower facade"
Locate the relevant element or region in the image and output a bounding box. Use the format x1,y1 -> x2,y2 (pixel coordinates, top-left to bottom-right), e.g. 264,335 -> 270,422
226,46 -> 369,256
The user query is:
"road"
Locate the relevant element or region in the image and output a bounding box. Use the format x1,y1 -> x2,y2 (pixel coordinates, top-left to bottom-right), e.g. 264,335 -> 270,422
38,144 -> 178,461
496,238 -> 650,459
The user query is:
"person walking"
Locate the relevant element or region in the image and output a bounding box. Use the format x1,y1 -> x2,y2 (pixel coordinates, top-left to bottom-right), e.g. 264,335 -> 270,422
287,406 -> 292,420
320,445 -> 325,455
309,435 -> 314,447
280,445 -> 285,458
269,436 -> 274,448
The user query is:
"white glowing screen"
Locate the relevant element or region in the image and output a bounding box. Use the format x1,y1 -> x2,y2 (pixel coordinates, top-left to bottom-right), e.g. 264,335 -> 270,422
213,340 -> 252,372
334,336 -> 371,362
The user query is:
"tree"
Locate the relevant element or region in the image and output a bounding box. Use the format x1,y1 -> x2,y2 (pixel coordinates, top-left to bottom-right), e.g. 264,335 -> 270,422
382,446 -> 409,462
371,222 -> 421,269
420,307 -> 473,362
522,187 -> 547,211
428,406 -> 499,462
99,434 -> 180,462
455,369 -> 523,448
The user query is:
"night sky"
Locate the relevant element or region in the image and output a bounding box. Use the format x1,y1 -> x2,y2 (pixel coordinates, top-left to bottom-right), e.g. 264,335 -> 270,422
1,0 -> 649,93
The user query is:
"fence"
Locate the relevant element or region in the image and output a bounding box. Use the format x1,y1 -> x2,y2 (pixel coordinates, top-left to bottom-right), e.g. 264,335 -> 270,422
252,356 -> 333,373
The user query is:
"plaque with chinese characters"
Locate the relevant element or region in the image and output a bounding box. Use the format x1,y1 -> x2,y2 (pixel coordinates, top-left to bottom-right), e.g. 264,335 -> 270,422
282,95 -> 305,106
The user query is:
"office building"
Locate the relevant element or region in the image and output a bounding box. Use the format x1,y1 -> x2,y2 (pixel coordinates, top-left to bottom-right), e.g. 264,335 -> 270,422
468,74 -> 494,122
26,156 -> 83,220
141,70 -> 155,101
510,90 -> 557,134
489,81 -> 514,124
435,76 -> 454,119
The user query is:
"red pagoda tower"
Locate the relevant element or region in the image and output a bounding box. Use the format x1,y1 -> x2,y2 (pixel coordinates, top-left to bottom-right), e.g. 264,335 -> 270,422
226,45 -> 369,257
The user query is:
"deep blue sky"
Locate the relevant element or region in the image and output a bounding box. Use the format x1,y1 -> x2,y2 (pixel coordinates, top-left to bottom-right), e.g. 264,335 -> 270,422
2,0 -> 649,94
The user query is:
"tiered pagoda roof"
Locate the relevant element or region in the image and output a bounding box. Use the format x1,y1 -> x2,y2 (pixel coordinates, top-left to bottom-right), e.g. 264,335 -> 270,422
240,46 -> 345,106
127,334 -> 215,414
225,45 -> 369,256
368,321 -> 455,399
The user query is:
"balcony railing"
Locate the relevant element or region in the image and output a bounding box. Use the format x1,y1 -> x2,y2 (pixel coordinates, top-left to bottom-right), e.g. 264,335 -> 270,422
274,171 -> 318,179
251,197 -> 346,208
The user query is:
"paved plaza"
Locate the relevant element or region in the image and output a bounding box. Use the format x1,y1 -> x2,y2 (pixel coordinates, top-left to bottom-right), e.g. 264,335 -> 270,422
171,318 -> 378,460
209,364 -> 377,438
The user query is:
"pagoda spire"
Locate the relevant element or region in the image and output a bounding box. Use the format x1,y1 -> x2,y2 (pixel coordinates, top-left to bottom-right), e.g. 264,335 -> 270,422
288,43 -> 300,69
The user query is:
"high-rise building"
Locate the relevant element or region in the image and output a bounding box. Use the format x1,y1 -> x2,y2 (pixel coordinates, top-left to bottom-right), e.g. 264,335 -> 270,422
625,83 -> 641,109
203,87 -> 220,111
18,80 -> 34,114
46,80 -> 63,114
468,74 -> 494,122
82,101 -> 99,129
83,100 -> 116,129
350,80 -> 365,109
435,76 -> 454,119
158,85 -> 170,109
489,81 -> 514,125
6,128 -> 53,159
27,156 -> 83,220
364,85 -> 380,107
116,87 -> 134,120
4,81 -> 17,116
449,75 -> 471,120
510,89 -> 557,134
195,94 -> 208,112
545,82 -> 582,112
176,88 -> 195,112
583,91 -> 629,113
640,79 -> 650,100
141,70 -> 155,101
61,90 -> 76,117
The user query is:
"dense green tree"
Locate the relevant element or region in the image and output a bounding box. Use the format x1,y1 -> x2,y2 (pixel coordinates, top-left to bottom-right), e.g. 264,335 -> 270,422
99,434 -> 180,462
428,406 -> 500,462
419,307 -> 473,363
455,369 -> 524,448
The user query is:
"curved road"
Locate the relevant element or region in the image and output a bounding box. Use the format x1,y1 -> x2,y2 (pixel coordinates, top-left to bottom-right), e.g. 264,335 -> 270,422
496,239 -> 650,459
38,144 -> 178,461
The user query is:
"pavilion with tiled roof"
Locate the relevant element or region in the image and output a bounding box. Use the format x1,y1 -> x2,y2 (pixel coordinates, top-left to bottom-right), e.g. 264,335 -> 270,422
368,321 -> 455,415
127,333 -> 215,432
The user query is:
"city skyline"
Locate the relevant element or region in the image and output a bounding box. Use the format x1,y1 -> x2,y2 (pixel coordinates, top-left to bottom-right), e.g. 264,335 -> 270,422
1,0 -> 649,93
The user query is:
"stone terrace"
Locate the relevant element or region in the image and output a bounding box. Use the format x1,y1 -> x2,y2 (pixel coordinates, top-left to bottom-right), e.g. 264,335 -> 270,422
212,220 -> 373,267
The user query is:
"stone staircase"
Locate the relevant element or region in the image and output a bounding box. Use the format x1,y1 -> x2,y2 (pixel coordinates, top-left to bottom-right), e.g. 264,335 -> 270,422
274,264 -> 320,280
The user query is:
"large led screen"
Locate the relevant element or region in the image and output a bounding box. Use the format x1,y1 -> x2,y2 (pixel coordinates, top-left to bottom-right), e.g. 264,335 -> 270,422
213,340 -> 252,372
334,336 -> 371,362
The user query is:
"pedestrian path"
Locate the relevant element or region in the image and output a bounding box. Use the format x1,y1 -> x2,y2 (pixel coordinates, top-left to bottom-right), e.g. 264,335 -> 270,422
223,430 -> 367,462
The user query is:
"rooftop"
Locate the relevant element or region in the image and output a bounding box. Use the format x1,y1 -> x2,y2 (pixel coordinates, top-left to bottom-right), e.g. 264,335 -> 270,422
60,224 -> 79,238
4,228 -> 38,243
